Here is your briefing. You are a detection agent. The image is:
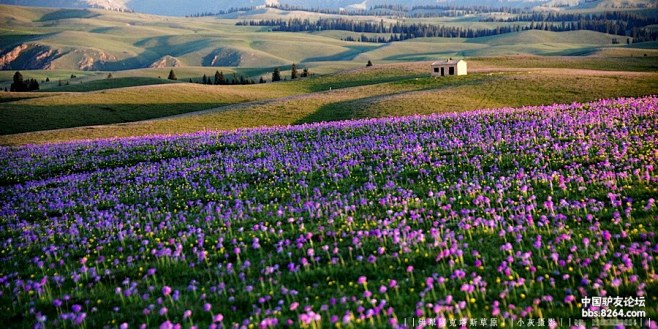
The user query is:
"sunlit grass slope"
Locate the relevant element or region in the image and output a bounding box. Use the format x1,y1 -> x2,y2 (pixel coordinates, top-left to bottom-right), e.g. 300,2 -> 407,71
1,61 -> 656,145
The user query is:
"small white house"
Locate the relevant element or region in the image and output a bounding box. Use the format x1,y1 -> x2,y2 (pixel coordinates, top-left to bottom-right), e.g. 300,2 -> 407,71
431,59 -> 467,77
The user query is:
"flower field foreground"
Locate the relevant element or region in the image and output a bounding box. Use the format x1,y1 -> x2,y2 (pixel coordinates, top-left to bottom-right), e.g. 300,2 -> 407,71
1,96 -> 657,329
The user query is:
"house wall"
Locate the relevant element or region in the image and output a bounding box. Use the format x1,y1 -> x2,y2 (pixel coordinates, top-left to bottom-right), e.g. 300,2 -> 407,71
431,61 -> 468,77
456,61 -> 468,76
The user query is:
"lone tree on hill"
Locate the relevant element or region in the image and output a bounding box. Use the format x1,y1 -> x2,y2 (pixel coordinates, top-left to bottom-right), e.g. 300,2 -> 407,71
107,73 -> 113,79
272,67 -> 281,82
167,69 -> 177,80
366,60 -> 373,67
291,63 -> 298,79
301,68 -> 309,78
10,71 -> 28,92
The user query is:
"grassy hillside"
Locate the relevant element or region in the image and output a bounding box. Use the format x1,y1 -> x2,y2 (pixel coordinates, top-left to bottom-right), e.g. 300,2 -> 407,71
1,4 -> 654,75
2,60 -> 656,145
0,64 -> 430,135
1,5 -> 656,145
1,95 -> 656,329
48,77 -> 178,91
469,53 -> 658,71
0,82 -> 300,134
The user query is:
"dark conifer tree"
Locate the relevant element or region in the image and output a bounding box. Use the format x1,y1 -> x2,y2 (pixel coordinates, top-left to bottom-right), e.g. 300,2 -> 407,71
167,69 -> 177,80
291,63 -> 298,79
272,68 -> 281,82
214,70 -> 224,85
10,71 -> 28,92
366,60 -> 373,67
28,79 -> 39,91
259,76 -> 266,83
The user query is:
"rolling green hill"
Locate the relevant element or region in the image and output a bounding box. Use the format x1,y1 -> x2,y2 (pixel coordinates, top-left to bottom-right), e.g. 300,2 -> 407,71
1,60 -> 657,145
1,4 -> 657,146
1,4 -> 654,77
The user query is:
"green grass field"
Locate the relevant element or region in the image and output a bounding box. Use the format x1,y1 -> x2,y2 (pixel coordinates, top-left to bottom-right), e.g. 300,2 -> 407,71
2,5 -> 658,328
2,95 -> 656,329
44,77 -> 178,92
0,82 -> 300,135
1,5 -> 657,145
1,60 -> 656,146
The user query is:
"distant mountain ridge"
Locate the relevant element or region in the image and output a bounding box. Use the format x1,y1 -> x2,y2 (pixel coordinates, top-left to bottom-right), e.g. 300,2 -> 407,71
3,0 -> 655,16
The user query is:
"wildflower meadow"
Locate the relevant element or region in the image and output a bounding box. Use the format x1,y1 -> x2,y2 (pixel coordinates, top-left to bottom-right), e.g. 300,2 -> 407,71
1,96 -> 656,328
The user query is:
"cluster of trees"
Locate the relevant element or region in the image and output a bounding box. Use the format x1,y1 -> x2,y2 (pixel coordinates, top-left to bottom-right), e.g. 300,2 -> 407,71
87,5 -> 133,13
239,18 -> 393,34
406,5 -> 526,18
272,64 -> 311,82
369,4 -> 408,12
239,14 -> 657,43
239,18 -> 512,41
9,72 -> 39,92
483,11 -> 658,42
188,3 -> 530,19
264,3 -> 373,16
6,72 -> 80,91
264,3 -> 526,18
198,71 -> 259,85
165,66 -> 311,86
484,10 -> 658,25
186,7 -> 255,17
610,37 -> 629,45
